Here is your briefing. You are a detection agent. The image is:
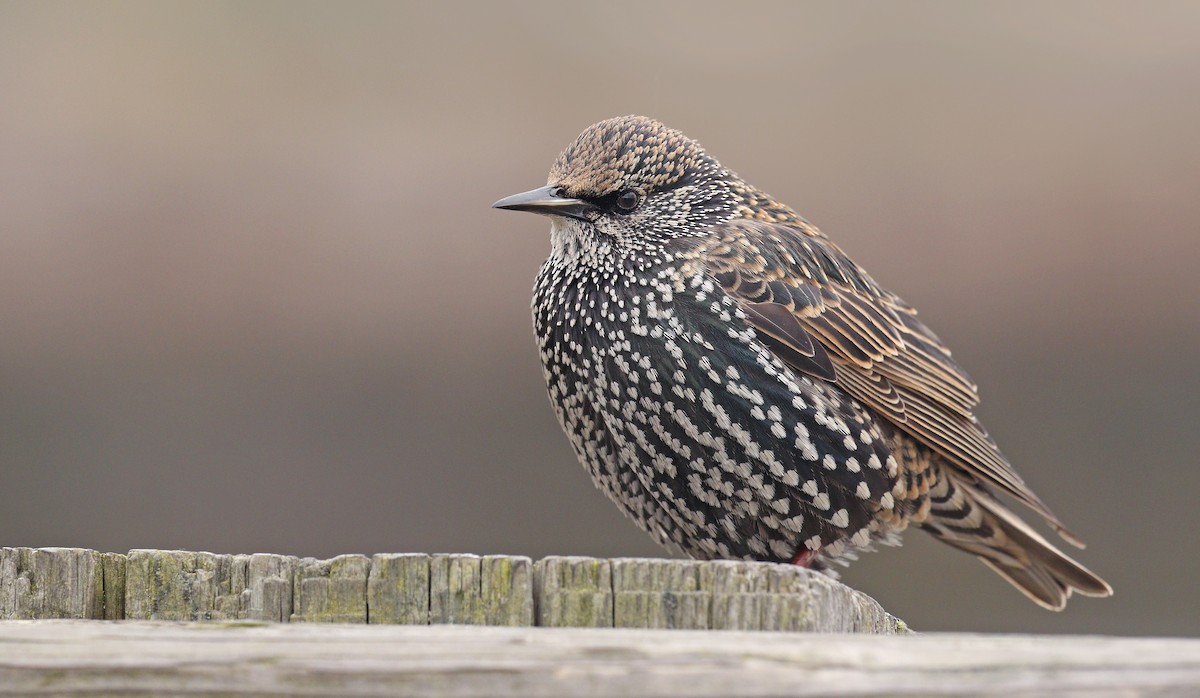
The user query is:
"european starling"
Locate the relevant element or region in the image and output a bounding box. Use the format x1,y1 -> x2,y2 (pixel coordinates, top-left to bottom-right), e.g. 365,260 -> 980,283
494,115 -> 1111,610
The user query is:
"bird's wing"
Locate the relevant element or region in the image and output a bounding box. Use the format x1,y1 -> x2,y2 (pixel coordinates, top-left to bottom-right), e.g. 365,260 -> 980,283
690,218 -> 1081,546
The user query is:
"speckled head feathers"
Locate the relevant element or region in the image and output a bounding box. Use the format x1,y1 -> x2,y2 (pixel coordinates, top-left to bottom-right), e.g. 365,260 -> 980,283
548,115 -> 717,198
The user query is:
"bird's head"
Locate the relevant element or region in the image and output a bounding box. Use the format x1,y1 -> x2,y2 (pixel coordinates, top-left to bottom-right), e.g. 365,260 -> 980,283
494,116 -> 751,253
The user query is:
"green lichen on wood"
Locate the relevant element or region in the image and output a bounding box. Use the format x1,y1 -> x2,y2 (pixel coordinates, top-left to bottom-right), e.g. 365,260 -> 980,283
122,550 -> 297,622
98,552 -> 126,620
3,548 -> 907,634
291,554 -> 368,623
481,555 -> 533,626
755,562 -> 818,631
125,549 -> 221,621
368,553 -> 430,624
534,556 -> 614,628
430,554 -> 485,624
613,558 -> 708,630
701,560 -> 766,630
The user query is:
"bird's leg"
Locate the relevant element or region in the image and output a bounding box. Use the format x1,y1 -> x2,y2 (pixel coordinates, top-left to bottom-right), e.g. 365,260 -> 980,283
790,547 -> 820,568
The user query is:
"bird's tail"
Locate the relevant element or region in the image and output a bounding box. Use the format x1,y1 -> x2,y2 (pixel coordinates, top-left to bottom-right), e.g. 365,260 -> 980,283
919,471 -> 1112,610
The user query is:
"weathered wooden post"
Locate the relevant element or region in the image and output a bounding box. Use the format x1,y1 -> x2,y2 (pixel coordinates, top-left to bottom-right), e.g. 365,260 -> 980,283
0,546 -> 904,632
6,546 -> 1196,696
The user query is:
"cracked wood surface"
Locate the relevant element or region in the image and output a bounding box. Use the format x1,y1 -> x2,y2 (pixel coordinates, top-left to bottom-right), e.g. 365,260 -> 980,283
0,547 -> 903,632
1,621 -> 1198,697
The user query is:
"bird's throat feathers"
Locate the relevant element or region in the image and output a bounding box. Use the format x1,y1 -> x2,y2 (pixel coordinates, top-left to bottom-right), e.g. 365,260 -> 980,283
548,217 -> 616,267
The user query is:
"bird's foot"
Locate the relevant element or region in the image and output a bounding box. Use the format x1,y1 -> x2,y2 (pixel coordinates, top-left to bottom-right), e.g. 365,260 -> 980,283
790,547 -> 819,568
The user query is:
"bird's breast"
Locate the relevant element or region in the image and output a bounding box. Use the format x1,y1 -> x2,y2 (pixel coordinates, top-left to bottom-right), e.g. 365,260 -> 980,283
532,255 -> 900,561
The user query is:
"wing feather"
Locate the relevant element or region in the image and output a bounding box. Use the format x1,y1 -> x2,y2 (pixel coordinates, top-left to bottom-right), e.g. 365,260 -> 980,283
693,219 -> 1079,545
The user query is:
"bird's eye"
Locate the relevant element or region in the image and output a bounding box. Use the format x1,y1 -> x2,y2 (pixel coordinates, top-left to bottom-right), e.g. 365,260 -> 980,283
614,189 -> 641,213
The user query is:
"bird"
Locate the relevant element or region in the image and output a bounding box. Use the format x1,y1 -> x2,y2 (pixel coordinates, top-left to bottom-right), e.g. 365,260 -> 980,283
493,115 -> 1111,610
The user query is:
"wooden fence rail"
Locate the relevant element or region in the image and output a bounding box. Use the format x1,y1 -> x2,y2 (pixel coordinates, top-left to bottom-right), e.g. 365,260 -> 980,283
2,621 -> 1198,697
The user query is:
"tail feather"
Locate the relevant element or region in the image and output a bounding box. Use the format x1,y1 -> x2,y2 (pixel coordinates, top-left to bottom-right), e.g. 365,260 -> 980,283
920,472 -> 1112,610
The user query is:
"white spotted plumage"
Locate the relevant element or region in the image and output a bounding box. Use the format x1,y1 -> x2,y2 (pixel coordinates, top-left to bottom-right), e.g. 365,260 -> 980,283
534,207 -> 897,566
510,115 -> 1111,609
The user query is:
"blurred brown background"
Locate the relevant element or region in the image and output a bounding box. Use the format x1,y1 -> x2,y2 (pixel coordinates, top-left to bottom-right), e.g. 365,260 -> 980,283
2,1 -> 1197,636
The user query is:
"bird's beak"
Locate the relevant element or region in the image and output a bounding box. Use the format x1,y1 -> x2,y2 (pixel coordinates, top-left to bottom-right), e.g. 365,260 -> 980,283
492,185 -> 595,222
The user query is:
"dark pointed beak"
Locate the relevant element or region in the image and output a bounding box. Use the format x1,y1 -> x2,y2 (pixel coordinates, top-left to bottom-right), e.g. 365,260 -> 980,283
492,185 -> 595,222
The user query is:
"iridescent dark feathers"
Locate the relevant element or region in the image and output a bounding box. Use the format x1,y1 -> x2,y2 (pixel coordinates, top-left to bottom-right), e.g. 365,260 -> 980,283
502,115 -> 1111,609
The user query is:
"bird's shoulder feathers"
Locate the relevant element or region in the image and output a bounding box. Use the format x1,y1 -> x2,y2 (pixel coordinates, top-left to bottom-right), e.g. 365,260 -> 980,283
676,218 -> 1081,546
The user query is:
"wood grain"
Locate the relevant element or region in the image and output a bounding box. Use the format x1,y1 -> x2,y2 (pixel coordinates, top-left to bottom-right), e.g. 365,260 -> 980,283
1,621 -> 1196,697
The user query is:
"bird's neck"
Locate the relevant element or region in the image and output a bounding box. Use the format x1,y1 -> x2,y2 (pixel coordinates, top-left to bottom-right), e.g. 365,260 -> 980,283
548,218 -> 615,267
546,218 -> 679,272
726,178 -> 808,227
